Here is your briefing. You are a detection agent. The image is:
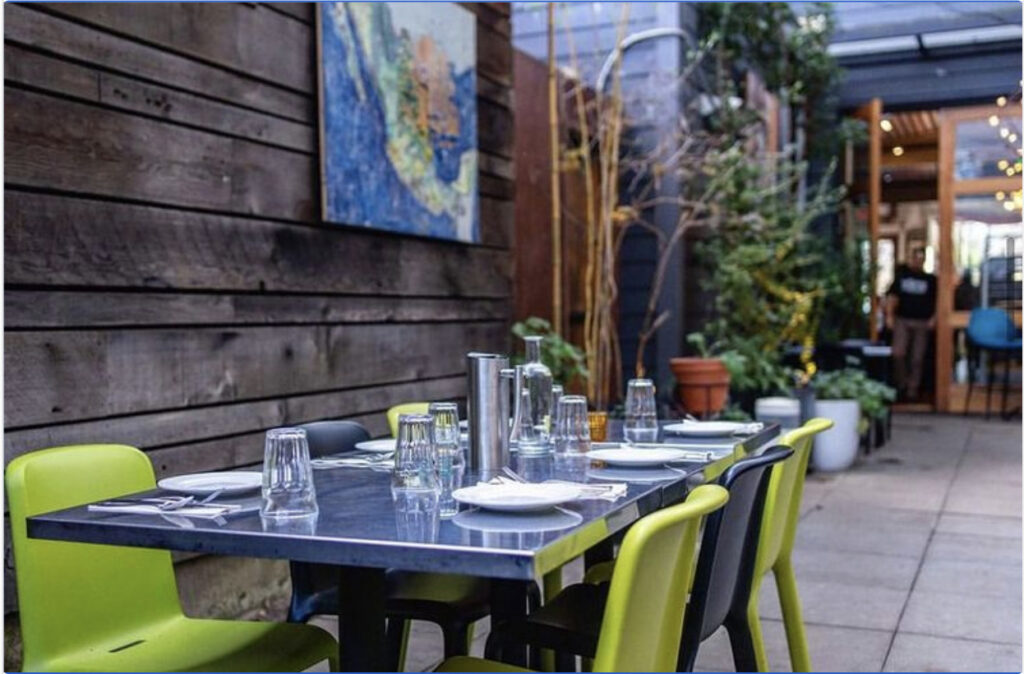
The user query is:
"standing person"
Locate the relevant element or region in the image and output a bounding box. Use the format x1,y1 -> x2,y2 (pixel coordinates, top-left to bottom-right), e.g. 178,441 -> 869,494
886,247 -> 937,401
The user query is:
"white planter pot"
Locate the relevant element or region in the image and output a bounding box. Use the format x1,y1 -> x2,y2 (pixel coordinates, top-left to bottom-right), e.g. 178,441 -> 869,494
812,399 -> 861,472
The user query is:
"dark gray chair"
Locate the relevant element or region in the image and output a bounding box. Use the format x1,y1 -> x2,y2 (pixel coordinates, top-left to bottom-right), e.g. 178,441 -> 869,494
287,420 -> 490,667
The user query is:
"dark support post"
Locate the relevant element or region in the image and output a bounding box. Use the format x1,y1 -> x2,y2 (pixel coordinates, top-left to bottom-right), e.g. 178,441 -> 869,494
489,579 -> 533,667
336,565 -> 388,671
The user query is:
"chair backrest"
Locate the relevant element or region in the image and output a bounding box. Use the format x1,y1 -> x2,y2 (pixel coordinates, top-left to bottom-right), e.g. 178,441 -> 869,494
297,420 -> 371,458
684,446 -> 794,646
967,307 -> 1017,347
593,484 -> 728,673
753,418 -> 833,577
386,402 -> 431,436
6,445 -> 181,670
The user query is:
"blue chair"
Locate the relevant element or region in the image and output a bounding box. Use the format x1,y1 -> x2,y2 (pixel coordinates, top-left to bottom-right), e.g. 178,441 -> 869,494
965,308 -> 1022,419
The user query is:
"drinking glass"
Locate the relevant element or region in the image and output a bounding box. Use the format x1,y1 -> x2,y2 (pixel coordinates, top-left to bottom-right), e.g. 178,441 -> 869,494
550,384 -> 564,431
261,427 -> 318,518
552,395 -> 591,459
429,402 -> 465,518
392,414 -> 440,496
624,378 -> 659,444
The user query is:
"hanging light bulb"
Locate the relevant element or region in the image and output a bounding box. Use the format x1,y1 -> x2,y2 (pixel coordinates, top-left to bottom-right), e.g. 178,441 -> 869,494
989,115 -> 1000,126
892,146 -> 904,157
1010,133 -> 1019,143
880,118 -> 893,132
1006,167 -> 1016,176
1016,161 -> 1023,172
1003,201 -> 1015,212
1000,127 -> 1010,138
997,96 -> 1008,107
998,159 -> 1010,170
996,191 -> 1006,200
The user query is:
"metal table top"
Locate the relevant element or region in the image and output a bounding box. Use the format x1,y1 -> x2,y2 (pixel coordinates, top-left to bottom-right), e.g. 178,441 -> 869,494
28,423 -> 780,581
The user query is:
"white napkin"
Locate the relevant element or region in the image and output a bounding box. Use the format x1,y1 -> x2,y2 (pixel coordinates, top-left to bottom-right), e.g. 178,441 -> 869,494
311,455 -> 394,470
732,422 -> 765,435
482,477 -> 627,502
87,503 -> 243,519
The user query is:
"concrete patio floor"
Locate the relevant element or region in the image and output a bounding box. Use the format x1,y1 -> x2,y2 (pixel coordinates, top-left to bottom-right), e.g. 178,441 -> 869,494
314,413 -> 1023,672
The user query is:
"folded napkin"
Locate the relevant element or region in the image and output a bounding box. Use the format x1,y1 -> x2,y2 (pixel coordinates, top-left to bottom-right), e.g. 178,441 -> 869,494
732,422 -> 764,435
311,454 -> 394,470
88,502 -> 244,519
678,420 -> 764,435
482,477 -> 627,502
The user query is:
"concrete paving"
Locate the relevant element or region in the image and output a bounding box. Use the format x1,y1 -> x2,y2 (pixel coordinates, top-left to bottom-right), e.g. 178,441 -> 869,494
314,414 -> 1023,672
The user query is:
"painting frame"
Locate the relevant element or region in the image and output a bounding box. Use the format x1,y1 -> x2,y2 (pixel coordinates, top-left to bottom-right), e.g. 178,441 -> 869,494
316,2 -> 480,244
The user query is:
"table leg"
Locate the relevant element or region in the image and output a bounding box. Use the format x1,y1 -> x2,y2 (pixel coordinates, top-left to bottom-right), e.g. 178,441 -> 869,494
489,579 -> 532,667
336,565 -> 388,671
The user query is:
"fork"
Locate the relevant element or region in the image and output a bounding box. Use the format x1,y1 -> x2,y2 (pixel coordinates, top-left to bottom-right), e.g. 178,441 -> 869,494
99,495 -> 195,511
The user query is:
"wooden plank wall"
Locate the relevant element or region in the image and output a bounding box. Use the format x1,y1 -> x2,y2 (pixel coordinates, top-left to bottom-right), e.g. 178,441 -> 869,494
3,2 -> 514,610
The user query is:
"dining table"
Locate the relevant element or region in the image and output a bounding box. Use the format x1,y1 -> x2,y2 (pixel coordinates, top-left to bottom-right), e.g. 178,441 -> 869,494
27,420 -> 780,671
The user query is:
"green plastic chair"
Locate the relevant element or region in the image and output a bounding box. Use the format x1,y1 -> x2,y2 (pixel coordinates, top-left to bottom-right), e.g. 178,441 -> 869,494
6,444 -> 339,672
387,402 -> 431,436
437,484 -> 729,673
733,417 -> 834,673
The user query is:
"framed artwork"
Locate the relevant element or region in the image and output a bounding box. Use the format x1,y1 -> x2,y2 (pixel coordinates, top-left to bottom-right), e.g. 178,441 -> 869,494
318,2 -> 479,243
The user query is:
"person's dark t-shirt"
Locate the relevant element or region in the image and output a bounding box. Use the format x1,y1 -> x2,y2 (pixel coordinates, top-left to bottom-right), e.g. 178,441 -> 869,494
888,268 -> 937,320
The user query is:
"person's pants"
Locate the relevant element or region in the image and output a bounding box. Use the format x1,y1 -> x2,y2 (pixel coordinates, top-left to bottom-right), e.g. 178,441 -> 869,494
892,318 -> 931,398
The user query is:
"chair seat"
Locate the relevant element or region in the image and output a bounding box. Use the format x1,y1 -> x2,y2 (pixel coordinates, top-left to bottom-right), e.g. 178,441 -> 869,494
971,337 -> 1022,351
386,570 -> 491,620
487,583 -> 606,659
581,560 -> 615,585
436,655 -> 532,672
39,617 -> 336,673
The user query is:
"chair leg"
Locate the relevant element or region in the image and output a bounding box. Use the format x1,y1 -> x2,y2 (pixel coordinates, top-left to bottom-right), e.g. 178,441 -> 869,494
727,573 -> 769,672
328,652 -> 340,672
385,618 -> 411,672
775,557 -> 812,673
724,611 -> 760,673
441,621 -> 472,659
1001,353 -> 1011,419
985,352 -> 995,420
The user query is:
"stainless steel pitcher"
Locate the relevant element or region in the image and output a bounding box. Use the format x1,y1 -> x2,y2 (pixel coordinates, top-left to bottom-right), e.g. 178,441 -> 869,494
466,352 -> 511,473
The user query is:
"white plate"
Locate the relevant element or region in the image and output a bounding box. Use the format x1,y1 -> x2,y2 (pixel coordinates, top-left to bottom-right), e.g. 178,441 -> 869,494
453,508 -> 583,532
158,471 -> 262,496
355,438 -> 397,453
663,421 -> 747,437
452,483 -> 581,512
586,447 -> 691,467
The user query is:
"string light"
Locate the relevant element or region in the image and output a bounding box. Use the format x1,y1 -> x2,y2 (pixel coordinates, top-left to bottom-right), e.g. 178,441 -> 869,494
1004,201 -> 1015,211
996,191 -> 1006,200
892,146 -> 904,157
1000,127 -> 1010,138
998,159 -> 1009,170
989,115 -> 1000,126
997,96 -> 1008,107
1010,133 -> 1018,143
1006,167 -> 1015,177
880,119 -> 893,132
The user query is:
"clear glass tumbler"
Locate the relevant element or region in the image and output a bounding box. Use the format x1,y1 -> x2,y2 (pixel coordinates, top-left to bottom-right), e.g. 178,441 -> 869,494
429,402 -> 465,518
552,395 -> 591,459
261,427 -> 318,518
624,378 -> 659,444
391,414 -> 441,518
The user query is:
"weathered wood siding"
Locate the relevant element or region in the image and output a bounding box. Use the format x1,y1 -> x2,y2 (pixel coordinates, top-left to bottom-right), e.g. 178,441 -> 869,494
4,2 -> 514,611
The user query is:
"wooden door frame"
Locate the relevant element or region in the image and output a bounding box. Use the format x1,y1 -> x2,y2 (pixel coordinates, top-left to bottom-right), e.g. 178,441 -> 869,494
935,103 -> 1023,412
855,99 -> 884,341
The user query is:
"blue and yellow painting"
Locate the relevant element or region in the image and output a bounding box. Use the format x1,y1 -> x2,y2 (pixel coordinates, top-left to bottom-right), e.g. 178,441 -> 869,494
319,2 -> 479,243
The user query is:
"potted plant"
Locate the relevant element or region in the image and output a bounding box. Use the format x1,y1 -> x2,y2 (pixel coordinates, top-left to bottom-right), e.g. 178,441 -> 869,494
811,368 -> 895,471
670,333 -> 737,416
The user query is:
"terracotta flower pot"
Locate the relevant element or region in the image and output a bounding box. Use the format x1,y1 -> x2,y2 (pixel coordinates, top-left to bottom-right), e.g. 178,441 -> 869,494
669,357 -> 731,416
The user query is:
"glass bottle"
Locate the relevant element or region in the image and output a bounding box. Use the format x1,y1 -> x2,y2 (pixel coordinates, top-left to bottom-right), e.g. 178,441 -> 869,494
519,335 -> 553,454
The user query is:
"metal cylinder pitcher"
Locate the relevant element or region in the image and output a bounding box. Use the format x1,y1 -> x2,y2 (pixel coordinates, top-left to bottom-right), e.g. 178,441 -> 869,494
466,352 -> 510,473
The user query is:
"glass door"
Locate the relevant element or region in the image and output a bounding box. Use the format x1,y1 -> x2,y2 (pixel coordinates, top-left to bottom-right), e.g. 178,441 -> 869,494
937,104 -> 1023,412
